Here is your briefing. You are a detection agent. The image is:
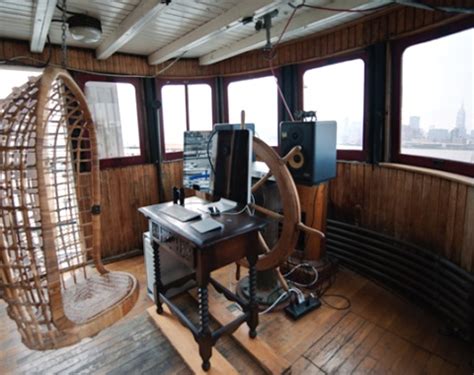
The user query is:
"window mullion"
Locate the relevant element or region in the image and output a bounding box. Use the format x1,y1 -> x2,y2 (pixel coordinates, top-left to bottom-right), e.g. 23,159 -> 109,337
184,84 -> 190,131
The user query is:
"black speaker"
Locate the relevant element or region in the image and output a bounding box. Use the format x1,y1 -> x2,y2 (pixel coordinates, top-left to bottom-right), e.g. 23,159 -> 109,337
280,121 -> 337,186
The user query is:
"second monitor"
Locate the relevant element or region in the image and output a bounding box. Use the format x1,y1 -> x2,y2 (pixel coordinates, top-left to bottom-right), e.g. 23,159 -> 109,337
212,129 -> 252,207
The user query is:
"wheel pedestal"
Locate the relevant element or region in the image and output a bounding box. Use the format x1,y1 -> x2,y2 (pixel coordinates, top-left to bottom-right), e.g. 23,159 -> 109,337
236,269 -> 289,310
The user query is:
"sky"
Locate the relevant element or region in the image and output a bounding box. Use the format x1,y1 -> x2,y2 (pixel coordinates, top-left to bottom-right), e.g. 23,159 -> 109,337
401,28 -> 473,132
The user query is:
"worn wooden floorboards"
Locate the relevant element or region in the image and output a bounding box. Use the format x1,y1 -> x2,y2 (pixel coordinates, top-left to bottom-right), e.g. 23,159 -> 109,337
1,256 -> 472,374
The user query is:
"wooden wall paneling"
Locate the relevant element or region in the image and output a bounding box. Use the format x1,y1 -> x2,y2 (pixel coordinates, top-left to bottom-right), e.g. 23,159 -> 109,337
161,161 -> 183,202
99,165 -> 158,258
355,163 -> 365,225
461,187 -> 474,272
452,184 -> 467,266
362,164 -> 371,229
407,172 -> 421,244
404,6 -> 415,32
427,176 -> 441,252
396,8 -> 407,35
418,175 -> 432,249
443,182 -> 458,261
393,169 -> 406,240
400,171 -> 414,243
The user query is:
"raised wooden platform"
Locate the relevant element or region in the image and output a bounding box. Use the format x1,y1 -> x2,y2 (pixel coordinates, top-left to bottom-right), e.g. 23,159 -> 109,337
1,256 -> 472,374
147,305 -> 238,375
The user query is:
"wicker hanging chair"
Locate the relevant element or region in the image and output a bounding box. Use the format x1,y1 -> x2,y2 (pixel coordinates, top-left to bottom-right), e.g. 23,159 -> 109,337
0,67 -> 139,350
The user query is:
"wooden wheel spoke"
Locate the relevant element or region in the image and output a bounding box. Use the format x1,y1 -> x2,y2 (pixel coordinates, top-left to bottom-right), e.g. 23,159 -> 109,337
282,145 -> 302,164
257,231 -> 271,253
251,171 -> 273,193
251,204 -> 284,222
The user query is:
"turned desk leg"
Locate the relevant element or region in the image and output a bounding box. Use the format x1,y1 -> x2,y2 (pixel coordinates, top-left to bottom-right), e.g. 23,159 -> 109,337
247,253 -> 258,339
198,286 -> 212,371
152,240 -> 164,314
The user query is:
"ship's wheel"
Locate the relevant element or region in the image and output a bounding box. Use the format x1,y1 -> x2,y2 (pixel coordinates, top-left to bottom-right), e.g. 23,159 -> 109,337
237,136 -> 325,306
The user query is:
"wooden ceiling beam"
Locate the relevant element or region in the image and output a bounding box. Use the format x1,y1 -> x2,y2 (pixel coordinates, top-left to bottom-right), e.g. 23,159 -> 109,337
147,0 -> 284,65
199,0 -> 392,65
96,0 -> 168,60
30,0 -> 57,53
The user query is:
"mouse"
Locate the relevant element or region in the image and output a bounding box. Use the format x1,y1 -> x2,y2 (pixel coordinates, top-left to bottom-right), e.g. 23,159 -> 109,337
208,206 -> 220,216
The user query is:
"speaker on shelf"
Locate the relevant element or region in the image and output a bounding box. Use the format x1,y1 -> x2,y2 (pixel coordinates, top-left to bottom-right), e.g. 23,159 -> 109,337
280,121 -> 337,186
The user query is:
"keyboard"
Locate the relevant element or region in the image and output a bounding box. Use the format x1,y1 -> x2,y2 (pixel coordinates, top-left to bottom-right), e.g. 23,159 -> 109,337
160,205 -> 201,222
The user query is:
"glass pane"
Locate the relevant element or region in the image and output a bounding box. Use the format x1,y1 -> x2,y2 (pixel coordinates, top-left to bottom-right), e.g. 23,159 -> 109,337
228,76 -> 278,146
85,82 -> 140,159
188,84 -> 213,131
0,67 -> 42,100
401,28 -> 473,164
303,59 -> 365,150
162,84 -> 186,153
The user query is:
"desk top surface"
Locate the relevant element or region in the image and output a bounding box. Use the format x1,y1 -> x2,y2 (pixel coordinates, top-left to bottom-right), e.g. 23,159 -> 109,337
139,197 -> 267,248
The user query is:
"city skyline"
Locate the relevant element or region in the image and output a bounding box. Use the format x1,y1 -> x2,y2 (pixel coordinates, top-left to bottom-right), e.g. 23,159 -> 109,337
401,28 -> 473,133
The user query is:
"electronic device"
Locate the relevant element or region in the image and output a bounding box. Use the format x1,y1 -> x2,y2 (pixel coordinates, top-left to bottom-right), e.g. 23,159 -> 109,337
190,217 -> 223,234
212,129 -> 252,206
214,123 -> 256,161
285,294 -> 321,320
182,130 -> 213,192
280,121 -> 337,186
160,205 -> 201,222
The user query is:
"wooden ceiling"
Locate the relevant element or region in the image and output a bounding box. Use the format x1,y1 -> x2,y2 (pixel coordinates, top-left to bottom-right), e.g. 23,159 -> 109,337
0,0 -> 395,66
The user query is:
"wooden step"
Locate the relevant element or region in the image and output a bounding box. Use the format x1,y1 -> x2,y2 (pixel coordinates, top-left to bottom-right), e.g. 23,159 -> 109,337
147,306 -> 238,375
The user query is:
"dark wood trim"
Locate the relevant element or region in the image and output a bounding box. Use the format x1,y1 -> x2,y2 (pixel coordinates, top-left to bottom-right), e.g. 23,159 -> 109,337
390,19 -> 474,177
73,72 -> 148,169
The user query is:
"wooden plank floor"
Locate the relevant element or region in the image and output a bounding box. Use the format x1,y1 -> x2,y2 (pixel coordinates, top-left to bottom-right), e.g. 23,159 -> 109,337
1,256 -> 472,374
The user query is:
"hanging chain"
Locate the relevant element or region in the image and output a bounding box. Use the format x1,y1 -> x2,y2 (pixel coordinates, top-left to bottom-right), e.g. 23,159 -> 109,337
61,0 -> 68,68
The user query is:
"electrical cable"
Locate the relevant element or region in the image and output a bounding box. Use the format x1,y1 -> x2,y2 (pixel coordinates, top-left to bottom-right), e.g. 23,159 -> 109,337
56,3 -> 82,16
289,0 -> 392,13
283,263 -> 319,288
259,287 -> 304,314
262,3 -> 299,122
320,294 -> 352,310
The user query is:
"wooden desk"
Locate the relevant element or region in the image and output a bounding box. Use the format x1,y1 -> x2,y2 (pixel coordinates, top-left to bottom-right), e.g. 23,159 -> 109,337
139,197 -> 267,371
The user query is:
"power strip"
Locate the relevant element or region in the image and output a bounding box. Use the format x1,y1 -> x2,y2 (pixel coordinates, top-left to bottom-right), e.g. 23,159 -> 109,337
284,295 -> 321,320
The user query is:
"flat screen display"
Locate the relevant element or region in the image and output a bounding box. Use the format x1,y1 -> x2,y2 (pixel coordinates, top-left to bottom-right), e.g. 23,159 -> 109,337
212,129 -> 251,206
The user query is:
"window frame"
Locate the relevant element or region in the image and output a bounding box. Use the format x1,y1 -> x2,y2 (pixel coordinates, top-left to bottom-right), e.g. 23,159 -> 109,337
223,70 -> 281,149
298,51 -> 369,161
391,20 -> 474,177
156,78 -> 216,161
74,73 -> 147,169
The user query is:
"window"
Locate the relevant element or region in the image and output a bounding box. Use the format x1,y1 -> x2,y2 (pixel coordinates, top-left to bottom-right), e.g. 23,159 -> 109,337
227,75 -> 278,146
75,74 -> 146,168
159,82 -> 213,158
0,67 -> 42,100
85,82 -> 140,159
302,58 -> 365,153
400,28 -> 473,165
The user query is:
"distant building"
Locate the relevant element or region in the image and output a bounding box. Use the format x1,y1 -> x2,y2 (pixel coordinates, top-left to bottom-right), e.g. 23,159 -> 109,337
409,116 -> 420,130
454,103 -> 466,138
428,128 -> 449,142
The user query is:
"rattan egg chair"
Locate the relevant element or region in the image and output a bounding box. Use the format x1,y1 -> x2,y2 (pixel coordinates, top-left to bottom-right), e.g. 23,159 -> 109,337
0,67 -> 139,350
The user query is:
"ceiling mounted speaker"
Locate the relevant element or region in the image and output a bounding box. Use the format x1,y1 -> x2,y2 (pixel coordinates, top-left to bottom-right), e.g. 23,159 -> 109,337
67,14 -> 102,43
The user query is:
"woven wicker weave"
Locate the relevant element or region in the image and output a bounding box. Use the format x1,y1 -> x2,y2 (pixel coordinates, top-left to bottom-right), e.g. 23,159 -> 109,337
0,67 -> 138,350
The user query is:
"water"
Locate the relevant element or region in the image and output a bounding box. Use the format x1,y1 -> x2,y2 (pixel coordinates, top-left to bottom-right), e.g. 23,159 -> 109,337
401,148 -> 474,164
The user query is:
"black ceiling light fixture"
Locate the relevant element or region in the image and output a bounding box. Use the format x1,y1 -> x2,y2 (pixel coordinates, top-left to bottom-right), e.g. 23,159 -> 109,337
67,14 -> 102,43
55,3 -> 103,44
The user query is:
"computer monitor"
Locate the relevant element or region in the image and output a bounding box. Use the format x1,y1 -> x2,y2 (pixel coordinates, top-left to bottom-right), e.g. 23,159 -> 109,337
212,129 -> 252,206
182,130 -> 213,192
214,123 -> 256,161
